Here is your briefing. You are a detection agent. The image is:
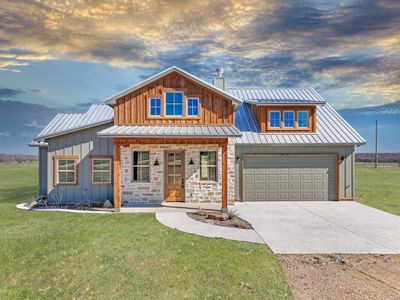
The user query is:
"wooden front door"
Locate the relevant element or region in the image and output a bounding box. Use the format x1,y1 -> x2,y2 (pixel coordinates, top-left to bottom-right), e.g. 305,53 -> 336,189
165,151 -> 185,202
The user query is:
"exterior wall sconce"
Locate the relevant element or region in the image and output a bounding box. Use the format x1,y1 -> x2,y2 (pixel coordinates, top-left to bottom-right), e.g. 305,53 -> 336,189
341,156 -> 345,161
153,158 -> 159,166
189,158 -> 194,165
236,156 -> 240,161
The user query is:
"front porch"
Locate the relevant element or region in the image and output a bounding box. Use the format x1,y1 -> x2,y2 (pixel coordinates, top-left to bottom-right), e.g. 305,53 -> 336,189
113,137 -> 235,211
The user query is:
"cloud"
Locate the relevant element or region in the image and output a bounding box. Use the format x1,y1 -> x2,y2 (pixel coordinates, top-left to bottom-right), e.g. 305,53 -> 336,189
0,88 -> 26,98
0,0 -> 399,107
0,132 -> 10,137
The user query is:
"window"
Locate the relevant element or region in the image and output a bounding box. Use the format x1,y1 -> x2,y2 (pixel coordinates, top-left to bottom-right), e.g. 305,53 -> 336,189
165,92 -> 183,116
91,157 -> 112,184
269,111 -> 281,128
200,151 -> 217,181
54,157 -> 78,185
149,98 -> 161,116
187,98 -> 199,116
133,151 -> 150,181
297,111 -> 309,128
283,111 -> 295,128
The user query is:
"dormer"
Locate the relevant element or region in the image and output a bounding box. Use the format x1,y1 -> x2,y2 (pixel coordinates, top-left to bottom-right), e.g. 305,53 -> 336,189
227,88 -> 325,133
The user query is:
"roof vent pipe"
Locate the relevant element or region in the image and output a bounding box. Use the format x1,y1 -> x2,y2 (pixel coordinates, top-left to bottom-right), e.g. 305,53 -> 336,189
213,67 -> 226,91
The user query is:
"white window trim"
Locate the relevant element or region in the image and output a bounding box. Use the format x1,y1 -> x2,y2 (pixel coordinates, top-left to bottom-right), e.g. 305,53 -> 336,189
199,151 -> 218,182
148,97 -> 162,117
297,110 -> 309,128
91,158 -> 112,185
283,110 -> 295,128
186,97 -> 200,117
132,151 -> 150,182
164,91 -> 184,117
269,111 -> 281,128
54,157 -> 78,185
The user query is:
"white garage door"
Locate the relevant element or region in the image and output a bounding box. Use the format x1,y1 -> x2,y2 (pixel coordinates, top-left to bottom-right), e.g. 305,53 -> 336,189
243,155 -> 337,201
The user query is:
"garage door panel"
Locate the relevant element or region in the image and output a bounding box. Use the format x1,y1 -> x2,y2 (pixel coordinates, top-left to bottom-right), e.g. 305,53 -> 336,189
243,155 -> 336,201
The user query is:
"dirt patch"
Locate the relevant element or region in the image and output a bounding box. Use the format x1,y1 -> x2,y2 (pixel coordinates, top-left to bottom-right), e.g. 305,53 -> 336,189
277,254 -> 400,300
187,212 -> 253,229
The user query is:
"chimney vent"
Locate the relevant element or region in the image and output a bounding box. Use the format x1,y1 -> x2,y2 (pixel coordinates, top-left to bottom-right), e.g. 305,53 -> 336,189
213,67 -> 226,90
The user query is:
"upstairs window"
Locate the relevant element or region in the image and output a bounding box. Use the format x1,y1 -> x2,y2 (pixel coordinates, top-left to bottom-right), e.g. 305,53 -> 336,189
297,111 -> 309,128
187,98 -> 199,116
269,111 -> 281,128
149,98 -> 161,116
283,111 -> 295,128
165,92 -> 183,116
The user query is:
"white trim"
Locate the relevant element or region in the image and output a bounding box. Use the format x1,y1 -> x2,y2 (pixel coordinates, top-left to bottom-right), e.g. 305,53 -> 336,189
91,158 -> 112,184
297,110 -> 309,128
148,97 -> 162,117
186,97 -> 200,117
269,111 -> 281,128
164,91 -> 184,117
199,151 -> 218,182
283,111 -> 295,128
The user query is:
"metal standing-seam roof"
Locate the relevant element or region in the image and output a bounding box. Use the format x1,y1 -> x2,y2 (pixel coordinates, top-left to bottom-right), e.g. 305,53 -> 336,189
235,103 -> 366,145
227,87 -> 326,104
97,125 -> 242,138
34,104 -> 114,140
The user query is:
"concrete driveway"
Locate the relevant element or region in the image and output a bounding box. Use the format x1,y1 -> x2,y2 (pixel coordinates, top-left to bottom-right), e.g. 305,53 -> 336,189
235,202 -> 400,254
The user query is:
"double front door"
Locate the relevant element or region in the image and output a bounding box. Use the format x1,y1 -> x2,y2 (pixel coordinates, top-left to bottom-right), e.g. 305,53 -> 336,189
165,151 -> 184,202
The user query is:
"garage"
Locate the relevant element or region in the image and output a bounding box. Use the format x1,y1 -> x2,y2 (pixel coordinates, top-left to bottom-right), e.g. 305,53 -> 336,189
242,155 -> 337,201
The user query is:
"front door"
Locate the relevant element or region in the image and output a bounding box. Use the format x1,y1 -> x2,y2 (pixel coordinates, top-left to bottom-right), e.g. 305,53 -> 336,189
165,151 -> 184,202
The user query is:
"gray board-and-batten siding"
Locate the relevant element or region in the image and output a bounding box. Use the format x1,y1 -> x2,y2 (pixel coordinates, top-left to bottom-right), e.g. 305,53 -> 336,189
45,123 -> 114,203
235,145 -> 356,201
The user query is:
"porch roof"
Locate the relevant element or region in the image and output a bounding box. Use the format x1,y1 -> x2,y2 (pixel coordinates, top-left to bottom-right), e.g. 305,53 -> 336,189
97,125 -> 241,138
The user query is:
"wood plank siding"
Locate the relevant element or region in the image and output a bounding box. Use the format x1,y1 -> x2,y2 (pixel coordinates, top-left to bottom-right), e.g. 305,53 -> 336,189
250,105 -> 317,132
114,71 -> 234,125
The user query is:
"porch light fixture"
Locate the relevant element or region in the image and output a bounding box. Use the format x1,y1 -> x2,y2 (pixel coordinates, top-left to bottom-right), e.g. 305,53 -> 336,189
153,158 -> 159,166
189,158 -> 194,165
341,156 -> 345,161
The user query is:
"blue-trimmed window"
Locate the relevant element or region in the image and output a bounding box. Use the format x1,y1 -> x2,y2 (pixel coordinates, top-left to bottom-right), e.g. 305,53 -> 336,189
165,92 -> 183,116
187,98 -> 199,116
149,98 -> 161,116
283,111 -> 295,128
297,111 -> 309,128
269,111 -> 281,128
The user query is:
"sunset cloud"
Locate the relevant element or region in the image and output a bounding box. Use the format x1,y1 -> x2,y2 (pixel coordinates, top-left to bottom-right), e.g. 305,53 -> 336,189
0,0 -> 399,106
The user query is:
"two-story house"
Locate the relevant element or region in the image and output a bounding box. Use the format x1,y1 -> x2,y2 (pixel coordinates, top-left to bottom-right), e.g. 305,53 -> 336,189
30,66 -> 365,210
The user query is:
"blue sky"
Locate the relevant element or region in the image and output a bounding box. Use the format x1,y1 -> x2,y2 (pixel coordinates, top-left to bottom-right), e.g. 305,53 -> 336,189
0,0 -> 399,153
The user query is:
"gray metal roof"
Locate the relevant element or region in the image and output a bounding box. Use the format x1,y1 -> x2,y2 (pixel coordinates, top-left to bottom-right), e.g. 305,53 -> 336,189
105,66 -> 243,107
235,103 -> 366,145
35,104 -> 113,140
97,125 -> 241,138
227,87 -> 326,104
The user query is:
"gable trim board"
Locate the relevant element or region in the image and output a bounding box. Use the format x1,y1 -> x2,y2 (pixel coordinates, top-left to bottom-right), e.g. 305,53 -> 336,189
30,66 -> 365,207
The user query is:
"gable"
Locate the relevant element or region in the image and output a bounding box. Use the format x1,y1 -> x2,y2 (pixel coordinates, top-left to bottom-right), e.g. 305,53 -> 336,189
113,70 -> 236,125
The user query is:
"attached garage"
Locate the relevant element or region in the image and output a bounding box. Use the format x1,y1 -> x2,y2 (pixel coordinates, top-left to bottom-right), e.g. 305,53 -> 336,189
242,154 -> 338,201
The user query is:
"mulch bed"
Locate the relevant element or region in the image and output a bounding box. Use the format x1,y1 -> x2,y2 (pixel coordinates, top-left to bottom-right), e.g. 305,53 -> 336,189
277,254 -> 400,300
187,212 -> 253,229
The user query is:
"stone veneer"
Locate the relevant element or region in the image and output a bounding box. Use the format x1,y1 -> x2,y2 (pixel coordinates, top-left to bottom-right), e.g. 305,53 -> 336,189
120,138 -> 235,207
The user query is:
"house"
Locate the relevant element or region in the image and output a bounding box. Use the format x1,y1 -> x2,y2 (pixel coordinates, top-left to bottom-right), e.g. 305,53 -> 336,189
30,66 -> 365,210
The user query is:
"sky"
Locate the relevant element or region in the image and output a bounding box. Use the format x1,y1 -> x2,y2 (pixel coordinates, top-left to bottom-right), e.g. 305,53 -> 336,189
0,0 -> 399,153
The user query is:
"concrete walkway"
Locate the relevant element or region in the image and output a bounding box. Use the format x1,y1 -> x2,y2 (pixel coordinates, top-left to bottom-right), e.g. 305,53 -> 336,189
236,201 -> 400,254
156,212 -> 264,244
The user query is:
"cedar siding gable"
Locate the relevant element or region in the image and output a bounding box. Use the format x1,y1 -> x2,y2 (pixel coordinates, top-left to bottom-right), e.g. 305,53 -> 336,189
114,71 -> 234,126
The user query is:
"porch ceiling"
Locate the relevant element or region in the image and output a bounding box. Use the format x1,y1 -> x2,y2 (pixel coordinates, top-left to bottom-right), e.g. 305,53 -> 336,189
97,125 -> 241,138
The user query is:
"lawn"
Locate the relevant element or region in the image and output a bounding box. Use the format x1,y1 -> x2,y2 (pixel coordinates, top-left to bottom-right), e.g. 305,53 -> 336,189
356,165 -> 400,216
0,163 -> 291,299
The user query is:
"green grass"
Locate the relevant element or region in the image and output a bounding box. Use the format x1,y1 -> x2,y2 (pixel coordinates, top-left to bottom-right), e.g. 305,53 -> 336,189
356,165 -> 400,216
0,163 -> 291,299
